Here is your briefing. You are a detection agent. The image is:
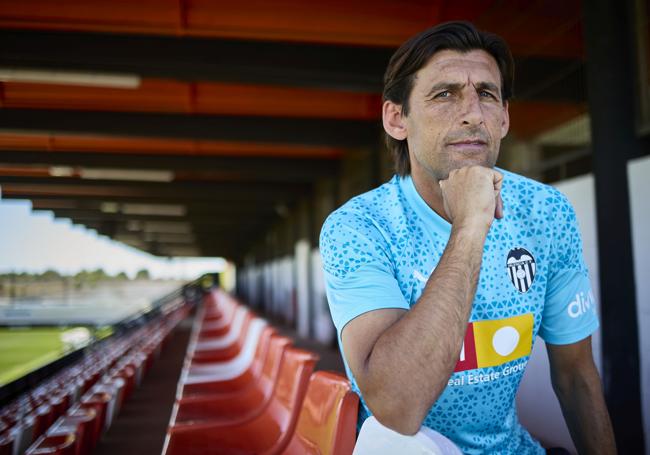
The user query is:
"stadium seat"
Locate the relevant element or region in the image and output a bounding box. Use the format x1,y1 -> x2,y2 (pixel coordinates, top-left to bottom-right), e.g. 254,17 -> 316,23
185,318 -> 269,380
110,364 -> 137,403
79,391 -> 111,444
59,406 -> 98,455
178,335 -> 291,399
190,308 -> 253,363
172,335 -> 292,425
163,348 -> 318,455
24,433 -> 77,455
197,295 -> 238,337
0,294 -> 194,455
91,378 -> 126,430
0,432 -> 14,455
31,403 -> 55,440
3,415 -> 35,454
282,371 -> 359,455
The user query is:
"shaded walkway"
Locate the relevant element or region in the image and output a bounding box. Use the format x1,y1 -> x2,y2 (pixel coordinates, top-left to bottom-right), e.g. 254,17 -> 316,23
94,317 -> 193,455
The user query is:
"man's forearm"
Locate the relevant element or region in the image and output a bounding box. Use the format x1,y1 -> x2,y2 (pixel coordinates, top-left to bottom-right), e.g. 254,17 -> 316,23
362,223 -> 487,433
555,372 -> 616,454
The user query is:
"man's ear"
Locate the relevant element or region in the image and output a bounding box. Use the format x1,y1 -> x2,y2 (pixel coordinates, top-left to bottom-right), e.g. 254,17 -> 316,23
382,100 -> 408,141
501,101 -> 510,139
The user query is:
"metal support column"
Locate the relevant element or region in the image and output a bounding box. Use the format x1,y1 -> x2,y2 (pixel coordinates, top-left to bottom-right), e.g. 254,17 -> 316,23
583,0 -> 645,452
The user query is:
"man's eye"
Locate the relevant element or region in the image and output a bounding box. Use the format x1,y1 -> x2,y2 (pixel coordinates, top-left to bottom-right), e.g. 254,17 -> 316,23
434,91 -> 450,99
479,90 -> 496,99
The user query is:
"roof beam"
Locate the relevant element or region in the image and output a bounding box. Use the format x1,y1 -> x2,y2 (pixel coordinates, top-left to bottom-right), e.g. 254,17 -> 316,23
0,178 -> 307,202
1,29 -> 586,102
1,192 -> 291,205
28,198 -> 278,215
1,29 -> 390,92
0,151 -> 338,182
47,209 -> 251,225
0,109 -> 379,147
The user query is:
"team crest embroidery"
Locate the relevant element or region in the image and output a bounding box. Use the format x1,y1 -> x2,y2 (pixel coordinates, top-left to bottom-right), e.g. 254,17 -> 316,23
506,248 -> 536,293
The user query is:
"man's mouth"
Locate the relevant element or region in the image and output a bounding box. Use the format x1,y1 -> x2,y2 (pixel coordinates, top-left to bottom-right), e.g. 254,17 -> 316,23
447,140 -> 488,151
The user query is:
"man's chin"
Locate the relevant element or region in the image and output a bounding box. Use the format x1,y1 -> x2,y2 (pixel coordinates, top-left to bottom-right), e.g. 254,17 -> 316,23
448,158 -> 496,173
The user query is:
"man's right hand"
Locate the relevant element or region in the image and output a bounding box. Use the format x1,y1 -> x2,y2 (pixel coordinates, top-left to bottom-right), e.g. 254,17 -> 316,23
439,166 -> 504,230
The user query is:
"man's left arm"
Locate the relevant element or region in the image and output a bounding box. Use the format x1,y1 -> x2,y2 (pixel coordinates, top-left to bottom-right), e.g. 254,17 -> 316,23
546,337 -> 616,454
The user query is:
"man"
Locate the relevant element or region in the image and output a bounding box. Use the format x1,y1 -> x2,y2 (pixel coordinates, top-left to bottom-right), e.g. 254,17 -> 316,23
320,21 -> 616,454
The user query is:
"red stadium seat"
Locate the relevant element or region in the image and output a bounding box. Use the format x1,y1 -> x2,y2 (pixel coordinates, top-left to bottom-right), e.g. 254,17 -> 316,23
0,432 -> 14,455
31,403 -> 55,440
282,371 -> 359,455
25,433 -> 77,455
171,335 -> 293,426
191,309 -> 253,363
178,334 -> 290,399
56,407 -> 98,455
181,325 -> 275,396
163,348 -> 318,455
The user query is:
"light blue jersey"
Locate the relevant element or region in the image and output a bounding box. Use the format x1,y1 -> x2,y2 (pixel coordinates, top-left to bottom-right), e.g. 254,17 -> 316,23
320,170 -> 598,454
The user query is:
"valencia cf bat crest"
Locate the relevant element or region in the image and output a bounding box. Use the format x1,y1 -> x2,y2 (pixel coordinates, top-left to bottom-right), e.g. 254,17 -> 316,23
506,248 -> 536,293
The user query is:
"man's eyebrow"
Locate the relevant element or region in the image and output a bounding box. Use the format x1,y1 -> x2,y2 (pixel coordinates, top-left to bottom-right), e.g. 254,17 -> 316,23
474,81 -> 501,95
425,82 -> 463,98
425,81 -> 501,98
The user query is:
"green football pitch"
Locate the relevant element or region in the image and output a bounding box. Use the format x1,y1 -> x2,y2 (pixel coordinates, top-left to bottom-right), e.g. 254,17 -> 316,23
0,328 -> 84,386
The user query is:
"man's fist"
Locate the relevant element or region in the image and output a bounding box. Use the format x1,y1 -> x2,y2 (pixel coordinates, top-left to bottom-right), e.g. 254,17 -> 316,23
438,166 -> 503,231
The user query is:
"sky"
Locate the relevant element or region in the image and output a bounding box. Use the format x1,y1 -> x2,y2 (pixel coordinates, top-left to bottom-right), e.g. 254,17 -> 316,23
0,199 -> 225,279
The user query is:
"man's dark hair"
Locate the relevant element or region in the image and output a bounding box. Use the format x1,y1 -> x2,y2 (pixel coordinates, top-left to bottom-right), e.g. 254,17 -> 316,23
383,21 -> 515,176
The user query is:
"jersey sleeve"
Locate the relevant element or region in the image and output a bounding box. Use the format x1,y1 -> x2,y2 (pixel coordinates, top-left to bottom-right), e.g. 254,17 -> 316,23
319,208 -> 409,335
538,191 -> 599,345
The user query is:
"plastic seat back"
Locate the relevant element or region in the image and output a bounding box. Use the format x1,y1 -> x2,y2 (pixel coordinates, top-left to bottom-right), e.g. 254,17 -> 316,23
25,433 -> 77,455
162,347 -> 318,455
195,307 -> 250,348
262,348 -> 319,453
250,326 -> 275,378
283,371 -> 359,455
178,333 -> 291,398
0,432 -> 14,455
261,335 -> 293,382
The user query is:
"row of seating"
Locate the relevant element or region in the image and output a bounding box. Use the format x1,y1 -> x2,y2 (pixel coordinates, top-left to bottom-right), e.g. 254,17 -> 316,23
0,302 -> 191,455
163,289 -> 360,455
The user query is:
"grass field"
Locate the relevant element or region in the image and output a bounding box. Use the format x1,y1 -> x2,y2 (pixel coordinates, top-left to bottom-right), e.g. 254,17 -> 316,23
0,327 -> 91,386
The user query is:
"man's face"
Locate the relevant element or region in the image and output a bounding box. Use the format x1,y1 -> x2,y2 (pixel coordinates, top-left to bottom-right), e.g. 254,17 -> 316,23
401,49 -> 510,181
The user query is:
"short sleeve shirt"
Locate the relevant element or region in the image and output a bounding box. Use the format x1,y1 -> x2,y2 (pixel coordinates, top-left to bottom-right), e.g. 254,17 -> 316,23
319,170 -> 599,454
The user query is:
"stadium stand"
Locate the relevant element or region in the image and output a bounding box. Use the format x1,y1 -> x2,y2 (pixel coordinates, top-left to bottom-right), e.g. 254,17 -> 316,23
163,289 -> 359,455
1,285 -> 360,454
0,293 -> 192,455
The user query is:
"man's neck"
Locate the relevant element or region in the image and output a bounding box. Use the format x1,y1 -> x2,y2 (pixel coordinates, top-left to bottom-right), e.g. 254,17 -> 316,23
409,166 -> 451,223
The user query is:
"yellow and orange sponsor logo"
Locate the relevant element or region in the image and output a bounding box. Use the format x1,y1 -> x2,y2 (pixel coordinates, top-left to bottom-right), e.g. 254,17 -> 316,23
454,313 -> 534,372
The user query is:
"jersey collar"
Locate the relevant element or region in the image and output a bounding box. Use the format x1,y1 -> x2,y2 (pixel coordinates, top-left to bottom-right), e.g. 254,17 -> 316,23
397,175 -> 451,235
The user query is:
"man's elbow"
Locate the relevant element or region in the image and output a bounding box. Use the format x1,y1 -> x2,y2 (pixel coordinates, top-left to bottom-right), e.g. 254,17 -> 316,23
365,392 -> 427,435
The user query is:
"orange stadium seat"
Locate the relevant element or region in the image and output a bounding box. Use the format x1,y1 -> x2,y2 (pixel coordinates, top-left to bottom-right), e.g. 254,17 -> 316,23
191,308 -> 254,363
163,347 -> 318,455
172,335 -> 293,424
184,317 -> 267,379
179,333 -> 291,398
180,324 -> 276,396
282,371 -> 359,455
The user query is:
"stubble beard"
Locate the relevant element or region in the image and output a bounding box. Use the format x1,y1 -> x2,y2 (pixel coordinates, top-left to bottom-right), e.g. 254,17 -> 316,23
421,150 -> 498,182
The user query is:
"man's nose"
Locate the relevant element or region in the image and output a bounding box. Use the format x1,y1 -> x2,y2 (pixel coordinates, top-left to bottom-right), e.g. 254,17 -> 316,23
460,90 -> 484,126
